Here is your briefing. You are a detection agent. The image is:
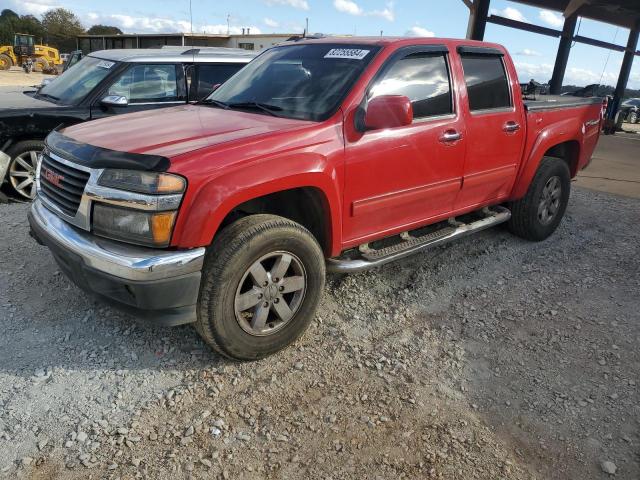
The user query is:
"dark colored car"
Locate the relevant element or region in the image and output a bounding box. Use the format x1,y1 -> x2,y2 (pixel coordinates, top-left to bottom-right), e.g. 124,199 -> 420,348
620,98 -> 640,124
0,47 -> 255,199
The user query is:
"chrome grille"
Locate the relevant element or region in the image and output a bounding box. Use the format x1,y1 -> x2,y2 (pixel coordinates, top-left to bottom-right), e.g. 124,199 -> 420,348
39,153 -> 90,217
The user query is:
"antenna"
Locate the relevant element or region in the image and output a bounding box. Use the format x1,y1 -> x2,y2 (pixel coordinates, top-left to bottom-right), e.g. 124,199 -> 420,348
227,14 -> 230,35
189,0 -> 193,35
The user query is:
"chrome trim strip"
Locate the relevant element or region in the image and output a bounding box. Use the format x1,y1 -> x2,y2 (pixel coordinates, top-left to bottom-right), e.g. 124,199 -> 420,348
84,184 -> 183,211
326,206 -> 511,273
30,199 -> 205,281
584,118 -> 600,127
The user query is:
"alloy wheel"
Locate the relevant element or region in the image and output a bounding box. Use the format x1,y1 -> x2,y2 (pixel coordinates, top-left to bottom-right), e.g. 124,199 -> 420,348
537,176 -> 561,225
9,150 -> 39,200
234,251 -> 307,336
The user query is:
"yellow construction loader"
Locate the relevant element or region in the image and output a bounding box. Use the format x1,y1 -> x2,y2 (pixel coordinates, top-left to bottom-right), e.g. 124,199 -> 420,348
0,33 -> 62,73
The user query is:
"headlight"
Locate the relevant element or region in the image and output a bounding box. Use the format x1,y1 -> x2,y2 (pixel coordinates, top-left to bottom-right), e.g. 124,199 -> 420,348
98,170 -> 186,194
93,204 -> 177,247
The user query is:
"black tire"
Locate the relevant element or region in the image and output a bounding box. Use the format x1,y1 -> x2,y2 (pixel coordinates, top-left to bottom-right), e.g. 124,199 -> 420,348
34,58 -> 49,73
508,156 -> 570,241
6,140 -> 44,200
0,54 -> 12,70
196,214 -> 326,361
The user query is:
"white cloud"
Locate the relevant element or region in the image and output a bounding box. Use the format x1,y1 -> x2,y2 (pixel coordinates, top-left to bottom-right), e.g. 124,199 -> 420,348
7,0 -> 60,16
263,17 -> 280,28
539,10 -> 564,28
265,0 -> 309,11
491,7 -> 527,23
333,0 -> 395,21
405,26 -> 435,37
86,12 -> 261,35
334,0 -> 363,16
515,49 -> 541,57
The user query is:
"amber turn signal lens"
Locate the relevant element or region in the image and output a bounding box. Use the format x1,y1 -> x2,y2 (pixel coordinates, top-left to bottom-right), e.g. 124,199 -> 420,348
151,211 -> 177,245
157,174 -> 187,194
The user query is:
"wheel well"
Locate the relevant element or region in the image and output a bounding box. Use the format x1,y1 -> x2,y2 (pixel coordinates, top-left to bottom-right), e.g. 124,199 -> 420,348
218,187 -> 331,254
544,141 -> 580,176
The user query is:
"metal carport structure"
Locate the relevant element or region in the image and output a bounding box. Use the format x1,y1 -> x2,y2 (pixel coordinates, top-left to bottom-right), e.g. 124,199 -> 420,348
463,0 -> 640,131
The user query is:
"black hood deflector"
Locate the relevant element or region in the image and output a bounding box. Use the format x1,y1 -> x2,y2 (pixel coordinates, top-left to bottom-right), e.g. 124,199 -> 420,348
45,130 -> 170,172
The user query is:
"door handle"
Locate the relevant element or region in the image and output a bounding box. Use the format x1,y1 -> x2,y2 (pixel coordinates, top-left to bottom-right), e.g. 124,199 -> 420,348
503,121 -> 520,133
440,130 -> 462,143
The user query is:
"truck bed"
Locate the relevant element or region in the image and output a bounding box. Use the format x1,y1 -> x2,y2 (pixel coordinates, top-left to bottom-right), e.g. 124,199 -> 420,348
524,95 -> 603,112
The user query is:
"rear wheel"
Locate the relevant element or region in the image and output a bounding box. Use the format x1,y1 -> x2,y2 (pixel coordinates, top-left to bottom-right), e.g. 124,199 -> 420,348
508,157 -> 570,241
0,54 -> 12,70
6,140 -> 43,200
196,214 -> 325,360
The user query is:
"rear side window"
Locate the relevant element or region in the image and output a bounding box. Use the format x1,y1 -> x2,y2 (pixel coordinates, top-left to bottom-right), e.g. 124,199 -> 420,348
370,52 -> 452,119
192,64 -> 244,101
460,54 -> 511,111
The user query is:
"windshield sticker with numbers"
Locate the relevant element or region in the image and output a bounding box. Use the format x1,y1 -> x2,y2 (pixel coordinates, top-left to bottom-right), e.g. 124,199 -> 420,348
324,48 -> 370,60
96,60 -> 115,69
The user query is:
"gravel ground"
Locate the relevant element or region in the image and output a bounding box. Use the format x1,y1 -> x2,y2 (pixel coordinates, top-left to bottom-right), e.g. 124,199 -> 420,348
0,186 -> 638,479
0,67 -> 54,87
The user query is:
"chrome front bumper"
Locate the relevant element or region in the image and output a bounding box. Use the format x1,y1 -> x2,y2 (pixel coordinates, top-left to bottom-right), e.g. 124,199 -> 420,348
28,199 -> 206,325
29,198 -> 205,281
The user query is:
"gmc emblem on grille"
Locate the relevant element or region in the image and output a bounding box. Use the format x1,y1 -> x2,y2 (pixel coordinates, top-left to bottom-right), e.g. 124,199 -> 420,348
42,167 -> 64,188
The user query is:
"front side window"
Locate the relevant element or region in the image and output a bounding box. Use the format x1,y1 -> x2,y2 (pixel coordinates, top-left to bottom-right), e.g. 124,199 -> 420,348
108,64 -> 180,103
208,43 -> 381,121
370,52 -> 452,119
461,54 -> 511,111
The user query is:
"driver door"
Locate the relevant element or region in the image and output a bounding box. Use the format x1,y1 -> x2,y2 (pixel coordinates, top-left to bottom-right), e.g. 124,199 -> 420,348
90,63 -> 187,119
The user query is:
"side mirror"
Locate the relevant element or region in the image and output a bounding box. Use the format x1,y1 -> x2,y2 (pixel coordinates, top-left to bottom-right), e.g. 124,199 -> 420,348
101,95 -> 128,107
364,95 -> 413,130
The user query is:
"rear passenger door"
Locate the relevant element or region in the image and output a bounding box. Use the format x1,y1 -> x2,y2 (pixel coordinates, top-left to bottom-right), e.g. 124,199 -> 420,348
91,63 -> 187,119
343,46 -> 466,244
455,47 -> 525,210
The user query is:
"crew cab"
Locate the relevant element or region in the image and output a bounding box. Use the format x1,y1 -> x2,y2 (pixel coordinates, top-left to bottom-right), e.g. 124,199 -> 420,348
0,47 -> 255,199
28,37 -> 603,360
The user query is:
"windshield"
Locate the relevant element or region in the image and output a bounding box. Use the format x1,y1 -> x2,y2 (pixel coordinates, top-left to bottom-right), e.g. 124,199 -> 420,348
207,43 -> 380,121
39,56 -> 117,105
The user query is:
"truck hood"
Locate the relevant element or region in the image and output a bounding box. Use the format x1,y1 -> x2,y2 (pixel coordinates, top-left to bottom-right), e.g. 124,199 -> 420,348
62,104 -> 315,159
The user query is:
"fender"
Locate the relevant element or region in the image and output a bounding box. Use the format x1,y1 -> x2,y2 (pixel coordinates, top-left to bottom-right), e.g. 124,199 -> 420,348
511,116 -> 582,200
171,152 -> 344,256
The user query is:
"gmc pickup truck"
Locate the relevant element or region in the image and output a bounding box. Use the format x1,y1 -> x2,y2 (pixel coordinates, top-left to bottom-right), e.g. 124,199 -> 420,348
28,37 -> 603,360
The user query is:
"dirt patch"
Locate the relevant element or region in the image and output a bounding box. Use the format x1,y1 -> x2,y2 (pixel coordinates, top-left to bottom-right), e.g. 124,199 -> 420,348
1,187 -> 639,479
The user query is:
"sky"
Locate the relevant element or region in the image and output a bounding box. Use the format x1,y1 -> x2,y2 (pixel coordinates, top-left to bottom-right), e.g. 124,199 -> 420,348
7,0 -> 640,89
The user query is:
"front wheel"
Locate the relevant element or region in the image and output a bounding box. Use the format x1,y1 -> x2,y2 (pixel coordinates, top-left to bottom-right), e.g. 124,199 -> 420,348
196,214 -> 326,360
6,140 -> 43,200
508,157 -> 570,241
629,111 -> 638,124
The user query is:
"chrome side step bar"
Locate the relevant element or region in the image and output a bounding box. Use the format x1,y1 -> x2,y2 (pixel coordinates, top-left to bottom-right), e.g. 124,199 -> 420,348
326,206 -> 511,273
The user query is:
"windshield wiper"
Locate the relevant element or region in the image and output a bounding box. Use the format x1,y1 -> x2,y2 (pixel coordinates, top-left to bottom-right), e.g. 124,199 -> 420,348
227,101 -> 283,117
199,99 -> 229,109
37,92 -> 60,102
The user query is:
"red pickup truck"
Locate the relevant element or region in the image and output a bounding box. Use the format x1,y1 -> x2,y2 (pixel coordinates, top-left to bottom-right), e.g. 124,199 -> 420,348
29,37 -> 603,360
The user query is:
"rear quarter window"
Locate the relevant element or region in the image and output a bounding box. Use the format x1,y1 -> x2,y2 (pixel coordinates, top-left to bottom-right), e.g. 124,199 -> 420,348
460,54 -> 511,112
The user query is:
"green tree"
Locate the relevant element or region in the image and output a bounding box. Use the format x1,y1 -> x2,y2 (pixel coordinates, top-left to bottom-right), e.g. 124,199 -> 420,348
0,9 -> 20,44
42,8 -> 85,52
87,25 -> 123,35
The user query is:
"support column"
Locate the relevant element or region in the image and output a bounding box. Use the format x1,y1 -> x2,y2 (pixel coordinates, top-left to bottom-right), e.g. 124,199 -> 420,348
605,21 -> 639,133
466,0 -> 491,41
549,14 -> 578,95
